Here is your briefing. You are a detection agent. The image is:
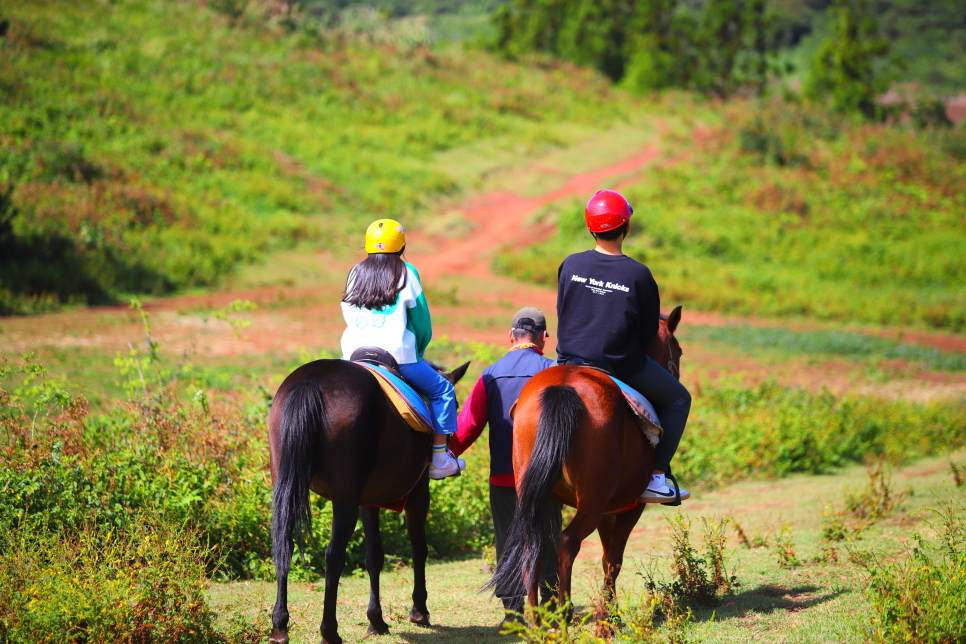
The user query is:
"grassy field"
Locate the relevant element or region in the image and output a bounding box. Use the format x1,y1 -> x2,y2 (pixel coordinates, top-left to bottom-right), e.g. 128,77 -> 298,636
206,455 -> 966,643
495,101 -> 966,332
0,0 -> 640,314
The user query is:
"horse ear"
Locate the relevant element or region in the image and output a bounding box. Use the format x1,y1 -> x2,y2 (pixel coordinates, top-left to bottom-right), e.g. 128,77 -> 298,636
667,305 -> 683,334
447,361 -> 471,385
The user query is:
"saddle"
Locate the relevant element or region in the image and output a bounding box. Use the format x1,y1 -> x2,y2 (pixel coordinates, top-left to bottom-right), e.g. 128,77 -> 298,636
349,348 -> 434,434
350,346 -> 403,379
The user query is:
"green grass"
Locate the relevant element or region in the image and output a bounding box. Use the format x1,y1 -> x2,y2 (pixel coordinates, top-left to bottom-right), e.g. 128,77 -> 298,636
0,0 -> 633,313
206,455 -> 966,643
494,101 -> 966,332
681,324 -> 966,373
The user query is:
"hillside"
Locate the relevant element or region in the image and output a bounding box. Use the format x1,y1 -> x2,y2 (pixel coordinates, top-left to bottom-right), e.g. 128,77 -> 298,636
495,101 -> 966,332
0,0 -> 630,314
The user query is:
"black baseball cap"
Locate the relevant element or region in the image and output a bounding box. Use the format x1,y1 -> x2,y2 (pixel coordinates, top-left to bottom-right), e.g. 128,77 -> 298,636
511,307 -> 549,337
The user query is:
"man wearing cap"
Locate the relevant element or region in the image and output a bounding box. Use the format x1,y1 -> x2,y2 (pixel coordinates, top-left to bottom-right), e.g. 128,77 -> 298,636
449,307 -> 561,625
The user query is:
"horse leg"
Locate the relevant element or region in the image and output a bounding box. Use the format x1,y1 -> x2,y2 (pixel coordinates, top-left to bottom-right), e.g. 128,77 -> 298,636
360,505 -> 390,636
596,514 -> 617,607
320,501 -> 360,644
269,569 -> 290,644
404,472 -> 431,626
600,506 -> 646,618
557,504 -> 607,617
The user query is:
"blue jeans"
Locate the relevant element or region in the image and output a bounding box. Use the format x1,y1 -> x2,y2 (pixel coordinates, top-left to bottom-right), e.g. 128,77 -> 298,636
399,360 -> 457,435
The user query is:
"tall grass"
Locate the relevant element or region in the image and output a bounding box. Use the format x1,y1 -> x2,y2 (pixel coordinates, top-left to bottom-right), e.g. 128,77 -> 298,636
494,101 -> 966,331
0,518 -> 260,644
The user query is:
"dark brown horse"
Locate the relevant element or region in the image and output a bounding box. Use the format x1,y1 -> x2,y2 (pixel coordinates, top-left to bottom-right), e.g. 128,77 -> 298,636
489,306 -> 683,613
268,358 -> 469,644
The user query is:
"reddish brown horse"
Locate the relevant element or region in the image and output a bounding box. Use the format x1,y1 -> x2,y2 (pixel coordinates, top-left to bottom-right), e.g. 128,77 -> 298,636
489,306 -> 683,612
268,358 -> 468,644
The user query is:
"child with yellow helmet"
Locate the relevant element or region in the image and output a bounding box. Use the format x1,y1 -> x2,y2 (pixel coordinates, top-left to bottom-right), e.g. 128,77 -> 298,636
340,219 -> 466,479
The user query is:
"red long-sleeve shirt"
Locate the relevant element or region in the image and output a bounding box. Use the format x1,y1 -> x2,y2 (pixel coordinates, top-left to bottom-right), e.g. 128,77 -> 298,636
450,376 -> 516,487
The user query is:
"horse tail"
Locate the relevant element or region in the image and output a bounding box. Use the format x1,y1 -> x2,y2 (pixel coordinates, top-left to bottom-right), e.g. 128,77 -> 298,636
488,385 -> 582,598
272,379 -> 325,577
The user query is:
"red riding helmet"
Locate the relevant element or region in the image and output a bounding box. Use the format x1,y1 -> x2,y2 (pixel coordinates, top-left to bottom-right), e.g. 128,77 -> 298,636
584,190 -> 633,233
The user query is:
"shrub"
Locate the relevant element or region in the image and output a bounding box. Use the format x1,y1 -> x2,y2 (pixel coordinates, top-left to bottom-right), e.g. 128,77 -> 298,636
640,514 -> 737,607
676,379 -> 966,488
860,499 -> 966,643
0,517 -> 261,643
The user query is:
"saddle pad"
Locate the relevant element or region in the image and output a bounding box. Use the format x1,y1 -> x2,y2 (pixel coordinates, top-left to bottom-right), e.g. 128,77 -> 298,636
610,375 -> 663,447
506,375 -> 662,447
356,362 -> 434,434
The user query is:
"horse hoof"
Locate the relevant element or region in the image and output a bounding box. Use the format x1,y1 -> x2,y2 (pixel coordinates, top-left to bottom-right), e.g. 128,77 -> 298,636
409,609 -> 431,627
268,630 -> 289,644
367,622 -> 391,636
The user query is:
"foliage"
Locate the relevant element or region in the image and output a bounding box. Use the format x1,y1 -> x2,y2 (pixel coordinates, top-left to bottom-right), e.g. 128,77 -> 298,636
859,499 -> 966,643
822,460 -> 908,542
0,0 -> 629,314
495,100 -> 966,331
499,593 -> 694,643
0,307 -> 496,581
773,523 -> 802,568
640,514 -> 737,607
491,0 -> 782,96
0,518 -> 262,644
676,378 -> 966,488
802,0 -> 898,119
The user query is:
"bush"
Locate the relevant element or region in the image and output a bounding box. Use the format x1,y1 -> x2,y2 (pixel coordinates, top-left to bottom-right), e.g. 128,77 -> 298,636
860,499 -> 966,643
0,328 -> 497,581
677,379 -> 966,487
0,517 -> 260,643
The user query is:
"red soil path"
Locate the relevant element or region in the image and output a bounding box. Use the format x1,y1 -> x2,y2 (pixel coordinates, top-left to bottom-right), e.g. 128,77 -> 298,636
409,142 -> 661,281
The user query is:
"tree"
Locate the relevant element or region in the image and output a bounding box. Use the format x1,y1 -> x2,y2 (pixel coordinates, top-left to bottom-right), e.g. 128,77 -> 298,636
492,0 -> 782,95
803,0 -> 898,119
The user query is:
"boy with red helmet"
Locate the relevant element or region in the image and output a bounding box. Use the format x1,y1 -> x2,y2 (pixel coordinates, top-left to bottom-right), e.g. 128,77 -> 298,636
556,190 -> 691,503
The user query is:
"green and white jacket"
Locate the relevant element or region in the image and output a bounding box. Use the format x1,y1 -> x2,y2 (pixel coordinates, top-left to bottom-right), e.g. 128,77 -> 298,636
340,262 -> 432,365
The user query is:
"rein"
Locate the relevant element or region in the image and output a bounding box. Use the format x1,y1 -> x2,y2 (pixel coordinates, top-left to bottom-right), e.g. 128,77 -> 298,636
663,324 -> 680,379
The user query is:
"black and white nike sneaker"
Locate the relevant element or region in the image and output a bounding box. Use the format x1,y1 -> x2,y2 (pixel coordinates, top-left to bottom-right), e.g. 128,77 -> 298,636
640,480 -> 690,504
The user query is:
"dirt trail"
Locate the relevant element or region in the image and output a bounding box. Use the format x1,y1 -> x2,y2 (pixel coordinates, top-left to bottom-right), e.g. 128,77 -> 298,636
409,142 -> 661,281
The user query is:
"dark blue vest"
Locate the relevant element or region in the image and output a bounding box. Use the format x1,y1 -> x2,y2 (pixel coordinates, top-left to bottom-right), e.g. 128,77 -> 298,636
482,348 -> 554,478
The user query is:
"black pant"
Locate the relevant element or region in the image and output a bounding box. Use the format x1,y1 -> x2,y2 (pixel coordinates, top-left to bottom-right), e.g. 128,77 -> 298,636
490,484 -> 562,608
621,356 -> 691,473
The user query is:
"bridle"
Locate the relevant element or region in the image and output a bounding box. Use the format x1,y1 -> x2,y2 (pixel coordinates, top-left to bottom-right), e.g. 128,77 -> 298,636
663,321 -> 680,379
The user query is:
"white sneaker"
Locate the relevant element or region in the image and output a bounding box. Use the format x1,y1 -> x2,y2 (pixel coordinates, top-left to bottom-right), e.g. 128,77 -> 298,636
640,481 -> 690,504
428,450 -> 466,479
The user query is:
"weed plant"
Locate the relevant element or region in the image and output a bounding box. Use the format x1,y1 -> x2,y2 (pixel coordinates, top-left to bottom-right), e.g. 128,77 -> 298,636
0,517 -> 261,643
0,305 -> 494,582
495,100 -> 966,331
859,499 -> 966,643
640,514 -> 737,607
822,460 -> 909,542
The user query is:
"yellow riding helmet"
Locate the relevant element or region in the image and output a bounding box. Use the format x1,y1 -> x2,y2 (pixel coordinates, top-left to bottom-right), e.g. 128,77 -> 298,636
365,219 -> 406,254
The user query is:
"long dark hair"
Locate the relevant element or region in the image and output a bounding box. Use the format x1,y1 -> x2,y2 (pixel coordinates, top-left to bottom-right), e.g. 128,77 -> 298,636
342,250 -> 408,310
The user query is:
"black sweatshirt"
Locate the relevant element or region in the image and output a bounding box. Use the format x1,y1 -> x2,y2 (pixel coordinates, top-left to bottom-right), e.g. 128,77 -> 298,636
555,250 -> 661,379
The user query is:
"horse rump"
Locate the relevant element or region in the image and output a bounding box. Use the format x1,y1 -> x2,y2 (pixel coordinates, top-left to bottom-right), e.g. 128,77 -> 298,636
272,379 -> 325,577
487,384 -> 583,599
